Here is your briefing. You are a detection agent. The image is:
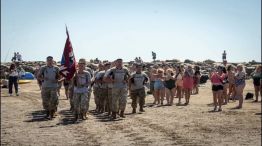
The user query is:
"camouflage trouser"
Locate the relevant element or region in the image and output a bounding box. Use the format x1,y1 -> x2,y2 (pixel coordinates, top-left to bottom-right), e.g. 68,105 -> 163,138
106,88 -> 113,112
73,92 -> 90,114
41,87 -> 59,111
93,87 -> 99,106
130,87 -> 146,109
99,88 -> 107,111
68,86 -> 74,109
111,88 -> 128,112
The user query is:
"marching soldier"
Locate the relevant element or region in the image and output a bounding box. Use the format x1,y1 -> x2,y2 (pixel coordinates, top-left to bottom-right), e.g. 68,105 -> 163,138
129,64 -> 149,113
104,59 -> 130,119
72,58 -> 91,121
37,56 -> 61,120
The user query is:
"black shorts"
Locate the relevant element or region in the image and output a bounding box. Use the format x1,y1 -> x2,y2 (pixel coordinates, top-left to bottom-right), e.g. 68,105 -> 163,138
253,78 -> 261,86
212,85 -> 223,91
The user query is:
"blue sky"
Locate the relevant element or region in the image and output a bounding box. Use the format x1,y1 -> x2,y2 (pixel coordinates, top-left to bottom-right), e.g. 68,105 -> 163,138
1,0 -> 261,62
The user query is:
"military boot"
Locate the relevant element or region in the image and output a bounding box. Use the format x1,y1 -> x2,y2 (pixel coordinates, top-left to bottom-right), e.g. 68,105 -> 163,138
50,110 -> 55,120
132,108 -> 136,114
112,112 -> 117,120
45,110 -> 50,118
139,106 -> 145,112
74,113 -> 78,122
120,110 -> 125,118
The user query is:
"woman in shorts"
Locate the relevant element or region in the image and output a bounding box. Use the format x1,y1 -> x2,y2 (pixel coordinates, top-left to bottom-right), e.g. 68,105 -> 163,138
210,65 -> 225,111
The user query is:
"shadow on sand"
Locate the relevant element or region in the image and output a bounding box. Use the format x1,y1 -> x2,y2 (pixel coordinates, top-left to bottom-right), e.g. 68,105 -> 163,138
24,110 -> 49,122
89,110 -> 123,122
56,109 -> 78,125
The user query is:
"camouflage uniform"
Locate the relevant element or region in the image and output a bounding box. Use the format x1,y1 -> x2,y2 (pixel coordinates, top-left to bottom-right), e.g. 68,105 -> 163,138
73,71 -> 91,116
106,86 -> 113,115
68,81 -> 74,110
130,87 -> 146,109
97,70 -> 107,112
41,87 -> 58,111
39,65 -> 60,118
93,70 -> 100,109
112,88 -> 128,112
130,71 -> 148,112
105,67 -> 130,118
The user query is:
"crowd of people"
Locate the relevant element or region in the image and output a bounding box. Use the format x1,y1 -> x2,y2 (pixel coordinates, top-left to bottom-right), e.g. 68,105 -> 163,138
8,56 -> 261,122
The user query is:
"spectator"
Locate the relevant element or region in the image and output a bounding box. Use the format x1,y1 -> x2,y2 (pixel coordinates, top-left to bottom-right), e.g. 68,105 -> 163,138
8,63 -> 19,96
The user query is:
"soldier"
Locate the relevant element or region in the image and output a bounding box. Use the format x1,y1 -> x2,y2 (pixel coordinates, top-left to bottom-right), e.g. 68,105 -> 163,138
94,64 -> 107,113
68,79 -> 74,111
102,62 -> 112,115
92,63 -> 104,111
129,64 -> 149,113
37,56 -> 61,120
72,58 -> 91,121
104,59 -> 130,119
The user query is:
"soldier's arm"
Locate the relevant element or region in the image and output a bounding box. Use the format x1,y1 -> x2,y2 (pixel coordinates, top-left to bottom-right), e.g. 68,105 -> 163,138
37,67 -> 44,81
103,69 -> 114,83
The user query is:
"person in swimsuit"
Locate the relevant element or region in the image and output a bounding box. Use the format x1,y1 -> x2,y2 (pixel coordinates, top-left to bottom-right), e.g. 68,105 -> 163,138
183,65 -> 194,105
153,68 -> 165,105
210,65 -> 225,111
222,66 -> 229,105
251,65 -> 262,102
227,65 -> 236,101
175,66 -> 183,104
193,65 -> 201,94
164,68 -> 176,105
150,66 -> 158,104
234,64 -> 246,109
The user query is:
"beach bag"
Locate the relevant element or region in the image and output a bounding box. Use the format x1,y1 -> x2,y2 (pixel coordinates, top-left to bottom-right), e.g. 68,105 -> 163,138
245,92 -> 254,100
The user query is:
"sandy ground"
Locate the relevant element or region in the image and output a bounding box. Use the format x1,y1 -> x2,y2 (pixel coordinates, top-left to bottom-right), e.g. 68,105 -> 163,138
1,79 -> 261,146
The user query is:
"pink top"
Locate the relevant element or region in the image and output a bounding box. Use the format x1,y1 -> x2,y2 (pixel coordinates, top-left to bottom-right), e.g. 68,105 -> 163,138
211,73 -> 225,85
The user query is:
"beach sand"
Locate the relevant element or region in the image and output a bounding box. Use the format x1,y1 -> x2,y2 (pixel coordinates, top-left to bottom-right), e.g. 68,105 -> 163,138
1,79 -> 261,146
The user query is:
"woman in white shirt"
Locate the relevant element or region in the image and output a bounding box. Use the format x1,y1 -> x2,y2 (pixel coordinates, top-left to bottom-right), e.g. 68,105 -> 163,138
8,63 -> 19,96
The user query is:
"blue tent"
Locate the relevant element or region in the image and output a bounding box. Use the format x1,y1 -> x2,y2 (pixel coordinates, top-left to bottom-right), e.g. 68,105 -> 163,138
20,72 -> 35,80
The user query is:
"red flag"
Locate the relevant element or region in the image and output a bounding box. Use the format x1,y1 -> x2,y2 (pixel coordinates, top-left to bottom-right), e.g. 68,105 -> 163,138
59,26 -> 76,80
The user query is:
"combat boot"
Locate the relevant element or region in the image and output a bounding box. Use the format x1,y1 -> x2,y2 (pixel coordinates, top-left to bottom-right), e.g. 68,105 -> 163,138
45,110 -> 50,118
139,106 -> 145,112
82,112 -> 87,120
132,108 -> 136,114
112,112 -> 117,120
50,110 -> 55,120
74,113 -> 78,122
120,110 -> 125,118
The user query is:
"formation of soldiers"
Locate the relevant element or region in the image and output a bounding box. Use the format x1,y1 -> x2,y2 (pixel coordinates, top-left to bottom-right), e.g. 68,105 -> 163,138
37,56 -> 149,121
